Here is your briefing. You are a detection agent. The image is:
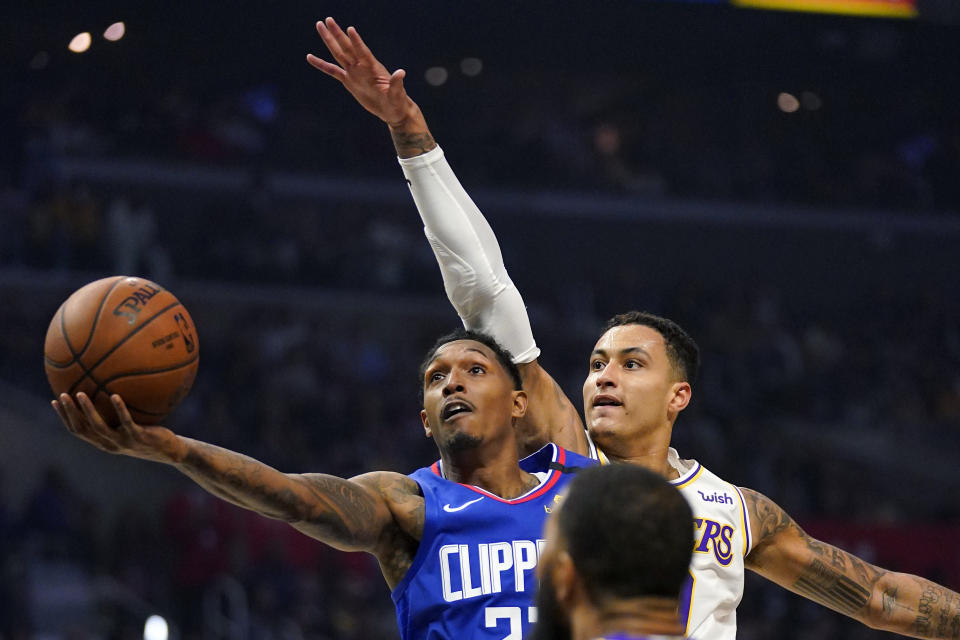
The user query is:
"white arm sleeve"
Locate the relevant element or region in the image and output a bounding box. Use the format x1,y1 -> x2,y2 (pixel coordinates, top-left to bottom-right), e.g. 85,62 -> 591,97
398,146 -> 540,363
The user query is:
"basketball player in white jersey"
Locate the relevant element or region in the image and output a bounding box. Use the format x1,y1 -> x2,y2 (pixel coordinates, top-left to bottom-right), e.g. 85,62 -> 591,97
308,17 -> 960,639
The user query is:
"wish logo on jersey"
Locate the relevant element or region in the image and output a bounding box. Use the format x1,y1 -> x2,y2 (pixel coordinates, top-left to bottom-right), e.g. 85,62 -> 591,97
697,490 -> 734,505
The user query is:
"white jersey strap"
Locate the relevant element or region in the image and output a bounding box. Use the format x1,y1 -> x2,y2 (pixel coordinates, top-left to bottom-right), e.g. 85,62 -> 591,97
584,429 -> 610,465
732,485 -> 754,555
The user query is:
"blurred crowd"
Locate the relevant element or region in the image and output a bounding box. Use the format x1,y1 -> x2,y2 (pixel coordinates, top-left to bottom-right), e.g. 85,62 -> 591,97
3,63 -> 959,214
2,5 -> 959,217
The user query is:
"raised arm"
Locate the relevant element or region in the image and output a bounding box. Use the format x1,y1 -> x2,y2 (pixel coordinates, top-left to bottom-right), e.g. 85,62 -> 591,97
53,392 -> 423,586
742,487 -> 960,638
306,17 -> 434,159
307,18 -> 587,456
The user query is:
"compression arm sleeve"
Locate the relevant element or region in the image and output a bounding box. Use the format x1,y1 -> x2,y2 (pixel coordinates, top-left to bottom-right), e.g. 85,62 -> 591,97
398,146 -> 540,363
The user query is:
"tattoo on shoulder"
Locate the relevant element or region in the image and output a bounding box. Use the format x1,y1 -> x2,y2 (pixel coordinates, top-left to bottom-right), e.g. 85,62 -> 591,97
367,473 -> 424,588
741,487 -> 795,543
374,473 -> 425,540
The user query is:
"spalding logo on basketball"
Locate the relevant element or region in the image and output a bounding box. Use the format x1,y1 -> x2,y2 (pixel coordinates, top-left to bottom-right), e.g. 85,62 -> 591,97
44,276 -> 199,426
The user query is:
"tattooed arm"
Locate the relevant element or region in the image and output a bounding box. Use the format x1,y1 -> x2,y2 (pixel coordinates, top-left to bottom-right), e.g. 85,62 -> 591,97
742,487 -> 960,638
53,393 -> 423,587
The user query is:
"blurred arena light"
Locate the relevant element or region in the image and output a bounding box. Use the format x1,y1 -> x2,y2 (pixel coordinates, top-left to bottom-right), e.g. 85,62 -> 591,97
801,90 -> 822,110
104,22 -> 126,41
425,66 -> 448,86
69,32 -> 92,53
460,57 -> 483,76
777,92 -> 800,113
143,615 -> 168,640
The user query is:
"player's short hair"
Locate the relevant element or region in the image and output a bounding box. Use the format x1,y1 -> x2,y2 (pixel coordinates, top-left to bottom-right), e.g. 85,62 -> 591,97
557,464 -> 693,602
603,311 -> 700,383
418,329 -> 522,403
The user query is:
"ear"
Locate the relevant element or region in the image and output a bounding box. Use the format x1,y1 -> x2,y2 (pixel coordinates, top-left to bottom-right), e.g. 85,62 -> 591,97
668,381 -> 692,415
511,390 -> 528,420
420,409 -> 433,439
551,550 -> 578,607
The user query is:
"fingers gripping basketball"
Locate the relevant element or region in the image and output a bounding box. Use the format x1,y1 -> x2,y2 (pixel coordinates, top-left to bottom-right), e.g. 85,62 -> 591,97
44,276 -> 199,425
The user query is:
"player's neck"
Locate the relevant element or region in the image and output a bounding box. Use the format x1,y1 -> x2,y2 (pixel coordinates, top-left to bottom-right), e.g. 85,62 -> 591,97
599,429 -> 677,480
440,447 -> 537,499
573,596 -> 685,640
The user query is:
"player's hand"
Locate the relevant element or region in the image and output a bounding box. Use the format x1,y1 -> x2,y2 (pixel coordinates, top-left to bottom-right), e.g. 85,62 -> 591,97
52,392 -> 184,464
307,17 -> 415,127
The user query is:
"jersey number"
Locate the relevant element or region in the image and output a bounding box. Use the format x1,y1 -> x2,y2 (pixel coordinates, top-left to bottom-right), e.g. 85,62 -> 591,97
484,606 -> 537,639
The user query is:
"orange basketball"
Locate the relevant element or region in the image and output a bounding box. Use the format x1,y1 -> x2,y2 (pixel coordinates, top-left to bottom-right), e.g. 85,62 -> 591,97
44,276 -> 199,426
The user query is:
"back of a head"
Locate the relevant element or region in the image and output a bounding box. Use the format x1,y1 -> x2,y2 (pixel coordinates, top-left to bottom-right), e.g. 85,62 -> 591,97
557,464 -> 693,602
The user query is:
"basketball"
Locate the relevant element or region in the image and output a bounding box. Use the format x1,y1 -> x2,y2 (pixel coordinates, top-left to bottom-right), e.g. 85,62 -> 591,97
44,276 -> 199,426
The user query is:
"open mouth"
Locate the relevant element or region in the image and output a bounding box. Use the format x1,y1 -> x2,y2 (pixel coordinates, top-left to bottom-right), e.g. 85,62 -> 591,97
441,400 -> 473,420
592,395 -> 622,408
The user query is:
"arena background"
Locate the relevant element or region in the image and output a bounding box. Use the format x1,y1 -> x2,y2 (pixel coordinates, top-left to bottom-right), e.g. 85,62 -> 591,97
1,1 -> 958,638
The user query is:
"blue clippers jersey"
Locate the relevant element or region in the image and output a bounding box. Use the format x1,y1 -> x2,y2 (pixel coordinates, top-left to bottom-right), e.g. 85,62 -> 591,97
391,444 -> 595,640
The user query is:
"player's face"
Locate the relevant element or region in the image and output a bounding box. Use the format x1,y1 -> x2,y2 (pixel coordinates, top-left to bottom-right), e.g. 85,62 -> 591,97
582,324 -> 689,447
420,340 -> 525,453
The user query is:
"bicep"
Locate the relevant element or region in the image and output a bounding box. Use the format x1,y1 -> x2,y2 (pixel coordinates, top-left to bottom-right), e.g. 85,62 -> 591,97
517,361 -> 589,456
288,472 -> 396,552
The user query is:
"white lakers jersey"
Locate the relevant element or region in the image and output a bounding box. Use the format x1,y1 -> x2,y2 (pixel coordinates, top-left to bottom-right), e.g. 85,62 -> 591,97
586,435 -> 752,640
667,448 -> 751,640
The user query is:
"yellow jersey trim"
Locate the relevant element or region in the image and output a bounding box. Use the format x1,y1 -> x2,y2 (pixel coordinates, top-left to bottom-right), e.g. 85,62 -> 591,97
671,463 -> 704,490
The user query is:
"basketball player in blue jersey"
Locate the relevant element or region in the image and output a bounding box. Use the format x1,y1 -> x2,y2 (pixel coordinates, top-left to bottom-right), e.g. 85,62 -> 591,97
534,464 -> 694,640
51,328 -> 595,639
308,17 -> 960,639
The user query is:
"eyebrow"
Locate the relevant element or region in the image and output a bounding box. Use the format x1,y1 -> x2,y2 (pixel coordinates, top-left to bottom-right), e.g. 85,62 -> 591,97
425,346 -> 492,371
591,347 -> 652,359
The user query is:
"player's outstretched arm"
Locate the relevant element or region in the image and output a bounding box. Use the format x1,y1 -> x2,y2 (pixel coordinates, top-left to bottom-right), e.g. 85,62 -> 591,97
308,18 -> 587,456
306,17 -> 435,158
403,145 -> 587,455
742,487 -> 960,638
52,393 -> 422,567
398,146 -> 587,455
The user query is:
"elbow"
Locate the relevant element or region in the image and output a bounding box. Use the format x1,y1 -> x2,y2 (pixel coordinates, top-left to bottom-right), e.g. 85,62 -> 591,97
862,574 -> 906,633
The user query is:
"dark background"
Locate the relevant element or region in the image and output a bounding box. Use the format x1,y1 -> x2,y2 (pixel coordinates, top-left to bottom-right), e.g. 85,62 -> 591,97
1,1 -> 958,639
